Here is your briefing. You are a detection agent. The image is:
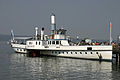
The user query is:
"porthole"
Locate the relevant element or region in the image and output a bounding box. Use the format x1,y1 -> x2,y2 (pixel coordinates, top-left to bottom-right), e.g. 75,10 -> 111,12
96,52 -> 98,54
80,52 -> 82,54
59,52 -> 61,54
75,52 -> 77,54
91,52 -> 92,54
66,52 -> 68,54
71,52 -> 72,54
55,52 -> 57,54
85,52 -> 87,54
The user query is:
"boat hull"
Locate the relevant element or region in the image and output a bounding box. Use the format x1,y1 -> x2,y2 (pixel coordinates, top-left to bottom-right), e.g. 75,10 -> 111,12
27,49 -> 112,61
11,43 -> 27,53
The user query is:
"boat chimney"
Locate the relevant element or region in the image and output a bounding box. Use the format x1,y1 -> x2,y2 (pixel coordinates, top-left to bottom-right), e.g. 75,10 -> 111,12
41,27 -> 44,40
35,27 -> 38,40
51,13 -> 56,34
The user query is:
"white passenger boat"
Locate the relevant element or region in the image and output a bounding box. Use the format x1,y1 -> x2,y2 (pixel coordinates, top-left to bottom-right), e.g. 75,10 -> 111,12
10,13 -> 112,61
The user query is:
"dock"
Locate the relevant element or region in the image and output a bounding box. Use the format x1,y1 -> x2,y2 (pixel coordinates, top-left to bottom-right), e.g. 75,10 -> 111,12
113,44 -> 120,65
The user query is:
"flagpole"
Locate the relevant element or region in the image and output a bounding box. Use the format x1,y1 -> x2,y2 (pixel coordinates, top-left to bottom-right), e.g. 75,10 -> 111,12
109,22 -> 112,45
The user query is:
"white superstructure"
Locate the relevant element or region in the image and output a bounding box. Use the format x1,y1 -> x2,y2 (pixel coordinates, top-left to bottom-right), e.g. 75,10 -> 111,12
10,14 -> 113,61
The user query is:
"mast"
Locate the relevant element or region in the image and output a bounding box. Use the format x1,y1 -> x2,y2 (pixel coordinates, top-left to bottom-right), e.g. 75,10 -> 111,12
35,27 -> 38,40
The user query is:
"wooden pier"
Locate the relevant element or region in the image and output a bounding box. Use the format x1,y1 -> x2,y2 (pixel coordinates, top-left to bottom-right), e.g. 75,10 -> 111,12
113,45 -> 120,65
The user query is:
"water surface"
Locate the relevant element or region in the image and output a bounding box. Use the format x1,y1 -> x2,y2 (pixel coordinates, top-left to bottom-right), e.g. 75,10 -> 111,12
0,41 -> 120,80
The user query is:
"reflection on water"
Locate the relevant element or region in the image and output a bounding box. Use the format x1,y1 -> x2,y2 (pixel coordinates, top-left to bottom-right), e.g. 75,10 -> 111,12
9,53 -> 119,80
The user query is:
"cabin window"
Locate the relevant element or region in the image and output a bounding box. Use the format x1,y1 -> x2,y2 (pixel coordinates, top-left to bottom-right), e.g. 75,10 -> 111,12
75,52 -> 77,54
39,42 -> 40,45
91,52 -> 92,54
85,52 -> 87,54
71,52 -> 72,54
50,41 -> 51,45
87,47 -> 92,50
36,42 -> 37,45
52,41 -> 55,44
60,41 -> 61,44
56,41 -> 59,44
48,41 -> 49,44
29,42 -> 33,45
57,31 -> 59,34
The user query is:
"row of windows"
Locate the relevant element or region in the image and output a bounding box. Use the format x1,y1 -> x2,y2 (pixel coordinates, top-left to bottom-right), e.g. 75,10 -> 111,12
36,42 -> 40,45
17,48 -> 26,52
52,51 -> 99,54
29,42 -> 41,45
48,41 -> 61,45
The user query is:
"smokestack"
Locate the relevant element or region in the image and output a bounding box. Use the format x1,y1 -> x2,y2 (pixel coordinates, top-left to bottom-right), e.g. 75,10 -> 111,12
51,13 -> 56,33
41,27 -> 44,40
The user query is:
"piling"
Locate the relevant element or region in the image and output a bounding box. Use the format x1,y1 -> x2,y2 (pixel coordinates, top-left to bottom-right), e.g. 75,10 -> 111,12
113,44 -> 120,65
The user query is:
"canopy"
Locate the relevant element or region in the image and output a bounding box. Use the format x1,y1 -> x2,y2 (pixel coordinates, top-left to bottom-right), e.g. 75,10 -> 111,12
14,37 -> 32,40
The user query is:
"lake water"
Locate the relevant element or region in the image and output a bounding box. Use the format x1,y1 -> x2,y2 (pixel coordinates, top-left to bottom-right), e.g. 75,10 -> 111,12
0,41 -> 120,80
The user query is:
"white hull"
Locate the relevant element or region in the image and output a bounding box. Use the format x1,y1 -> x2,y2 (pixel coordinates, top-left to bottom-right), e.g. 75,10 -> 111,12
27,45 -> 112,61
39,50 -> 112,61
11,43 -> 112,61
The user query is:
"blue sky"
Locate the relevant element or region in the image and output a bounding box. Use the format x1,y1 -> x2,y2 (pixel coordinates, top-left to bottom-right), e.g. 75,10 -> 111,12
0,0 -> 120,40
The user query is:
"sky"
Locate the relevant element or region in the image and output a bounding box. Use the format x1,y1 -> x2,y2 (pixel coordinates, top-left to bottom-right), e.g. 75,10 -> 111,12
0,0 -> 120,40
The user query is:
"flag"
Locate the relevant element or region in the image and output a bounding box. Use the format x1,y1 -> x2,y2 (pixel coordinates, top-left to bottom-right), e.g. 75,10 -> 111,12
11,30 -> 14,40
109,22 -> 112,29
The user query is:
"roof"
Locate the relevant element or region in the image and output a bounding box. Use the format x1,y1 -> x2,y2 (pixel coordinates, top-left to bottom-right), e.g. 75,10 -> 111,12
14,37 -> 32,40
